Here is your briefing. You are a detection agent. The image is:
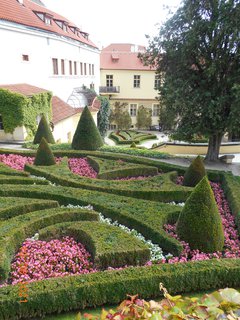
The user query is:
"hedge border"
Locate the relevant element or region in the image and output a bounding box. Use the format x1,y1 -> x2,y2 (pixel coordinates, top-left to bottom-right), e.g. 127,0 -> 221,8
0,259 -> 240,319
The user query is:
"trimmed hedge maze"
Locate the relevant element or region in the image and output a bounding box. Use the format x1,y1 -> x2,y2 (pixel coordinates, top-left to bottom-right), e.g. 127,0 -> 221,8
109,130 -> 157,145
0,150 -> 240,319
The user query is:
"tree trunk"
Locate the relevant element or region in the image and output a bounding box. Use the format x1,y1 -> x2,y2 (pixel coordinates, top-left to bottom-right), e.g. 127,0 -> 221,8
205,133 -> 223,161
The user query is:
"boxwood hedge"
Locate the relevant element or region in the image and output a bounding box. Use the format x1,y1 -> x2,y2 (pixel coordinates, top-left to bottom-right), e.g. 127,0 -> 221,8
1,259 -> 240,319
39,221 -> 150,269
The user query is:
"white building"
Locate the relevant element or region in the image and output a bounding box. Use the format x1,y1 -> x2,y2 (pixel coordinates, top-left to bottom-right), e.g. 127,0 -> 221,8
0,0 -> 100,102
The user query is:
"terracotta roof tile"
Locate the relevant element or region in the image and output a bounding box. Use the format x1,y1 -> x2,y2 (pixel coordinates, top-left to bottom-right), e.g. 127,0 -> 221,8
0,83 -> 49,96
52,95 -> 81,124
100,43 -> 155,71
0,0 -> 97,48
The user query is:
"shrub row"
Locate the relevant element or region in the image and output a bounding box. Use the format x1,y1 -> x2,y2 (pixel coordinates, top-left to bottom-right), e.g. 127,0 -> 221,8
0,198 -> 59,220
109,132 -> 139,145
87,155 -> 159,179
97,166 -> 158,180
39,221 -> 150,269
109,131 -> 157,145
0,163 -> 29,176
25,163 -> 191,203
0,175 -> 49,185
221,174 -> 240,231
0,184 -> 183,256
0,207 -> 99,281
1,259 -> 240,319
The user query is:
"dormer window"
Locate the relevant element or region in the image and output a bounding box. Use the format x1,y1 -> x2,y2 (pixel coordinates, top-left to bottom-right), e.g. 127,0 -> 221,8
36,12 -> 44,21
45,14 -> 52,25
34,12 -> 53,25
69,26 -> 76,34
63,24 -> 67,32
80,32 -> 89,40
55,20 -> 68,32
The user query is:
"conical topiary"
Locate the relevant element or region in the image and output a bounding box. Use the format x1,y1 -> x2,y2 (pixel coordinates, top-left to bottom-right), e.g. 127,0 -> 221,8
72,106 -> 104,150
176,176 -> 224,253
183,155 -> 206,187
34,137 -> 56,166
33,114 -> 55,144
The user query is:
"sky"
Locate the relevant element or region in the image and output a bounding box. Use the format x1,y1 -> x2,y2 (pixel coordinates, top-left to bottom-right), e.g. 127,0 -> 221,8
43,0 -> 182,49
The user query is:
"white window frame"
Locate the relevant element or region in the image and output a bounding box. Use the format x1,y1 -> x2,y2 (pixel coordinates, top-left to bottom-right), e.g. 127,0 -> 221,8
133,75 -> 141,88
152,104 -> 160,117
129,104 -> 138,117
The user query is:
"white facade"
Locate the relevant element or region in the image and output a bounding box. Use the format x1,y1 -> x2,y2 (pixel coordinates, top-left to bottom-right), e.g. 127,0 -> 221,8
0,20 -> 100,101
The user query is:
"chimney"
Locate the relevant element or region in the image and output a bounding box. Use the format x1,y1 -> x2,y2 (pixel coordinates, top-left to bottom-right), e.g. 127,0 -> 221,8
17,0 -> 24,4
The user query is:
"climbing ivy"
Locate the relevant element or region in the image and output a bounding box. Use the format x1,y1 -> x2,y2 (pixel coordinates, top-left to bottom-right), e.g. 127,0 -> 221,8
0,89 -> 52,137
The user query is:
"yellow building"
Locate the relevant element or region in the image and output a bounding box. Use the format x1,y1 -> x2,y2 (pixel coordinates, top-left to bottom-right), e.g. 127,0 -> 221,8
100,44 -> 160,130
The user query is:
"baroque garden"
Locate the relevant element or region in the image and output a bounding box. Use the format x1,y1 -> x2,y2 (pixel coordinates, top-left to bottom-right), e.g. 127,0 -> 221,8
1,107 -> 240,319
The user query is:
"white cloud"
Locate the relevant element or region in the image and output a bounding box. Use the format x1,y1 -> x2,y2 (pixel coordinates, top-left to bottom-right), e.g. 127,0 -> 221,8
43,0 -> 182,48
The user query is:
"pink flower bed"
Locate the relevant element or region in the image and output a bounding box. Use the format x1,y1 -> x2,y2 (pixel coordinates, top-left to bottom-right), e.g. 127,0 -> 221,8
164,179 -> 240,263
10,237 -> 97,285
68,158 -> 97,178
0,154 -> 97,179
0,154 -> 34,171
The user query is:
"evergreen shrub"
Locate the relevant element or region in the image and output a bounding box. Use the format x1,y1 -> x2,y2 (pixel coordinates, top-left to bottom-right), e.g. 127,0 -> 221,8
183,155 -> 206,187
34,138 -> 56,166
176,176 -> 224,253
72,106 -> 103,150
33,114 -> 55,144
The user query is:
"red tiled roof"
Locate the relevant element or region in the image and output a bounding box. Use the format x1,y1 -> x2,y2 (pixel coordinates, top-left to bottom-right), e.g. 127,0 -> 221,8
90,97 -> 101,111
0,83 -> 49,96
52,96 -> 99,124
100,43 -> 155,71
52,96 -> 81,124
0,0 -> 97,48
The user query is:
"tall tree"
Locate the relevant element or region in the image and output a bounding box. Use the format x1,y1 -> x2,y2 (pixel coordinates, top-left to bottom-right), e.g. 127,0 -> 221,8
109,102 -> 132,129
142,0 -> 240,161
97,96 -> 110,138
136,105 -> 152,129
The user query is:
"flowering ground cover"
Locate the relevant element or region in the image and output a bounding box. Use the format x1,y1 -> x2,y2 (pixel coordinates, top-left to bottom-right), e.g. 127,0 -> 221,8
0,154 -> 34,171
68,158 -> 97,178
10,236 -> 96,285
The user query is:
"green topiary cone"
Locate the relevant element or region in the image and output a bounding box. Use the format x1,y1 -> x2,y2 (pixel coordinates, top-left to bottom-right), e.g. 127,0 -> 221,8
33,114 -> 55,144
183,155 -> 206,187
34,137 -> 56,166
176,176 -> 224,253
72,106 -> 104,150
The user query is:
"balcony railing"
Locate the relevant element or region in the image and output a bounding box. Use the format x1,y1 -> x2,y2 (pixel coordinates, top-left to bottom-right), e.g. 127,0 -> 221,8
99,86 -> 120,94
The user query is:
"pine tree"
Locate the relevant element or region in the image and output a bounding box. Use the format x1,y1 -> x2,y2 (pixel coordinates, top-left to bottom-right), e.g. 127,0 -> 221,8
72,106 -> 104,150
33,114 -> 55,144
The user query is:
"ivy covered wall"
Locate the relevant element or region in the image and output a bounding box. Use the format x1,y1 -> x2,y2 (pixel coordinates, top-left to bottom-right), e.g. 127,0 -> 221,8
0,89 -> 52,138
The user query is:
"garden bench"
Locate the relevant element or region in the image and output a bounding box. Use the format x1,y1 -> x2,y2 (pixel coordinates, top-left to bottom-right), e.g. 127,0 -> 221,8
219,154 -> 235,164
